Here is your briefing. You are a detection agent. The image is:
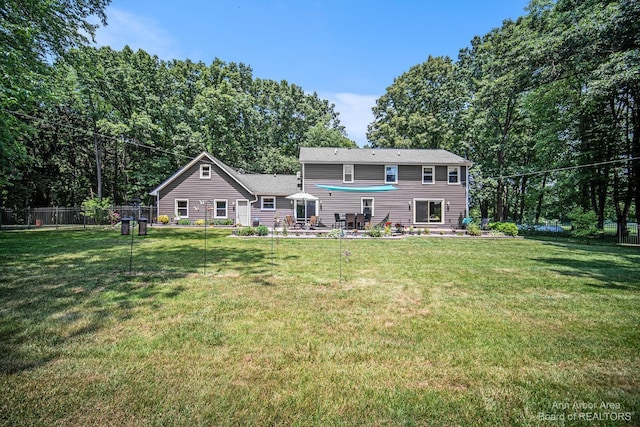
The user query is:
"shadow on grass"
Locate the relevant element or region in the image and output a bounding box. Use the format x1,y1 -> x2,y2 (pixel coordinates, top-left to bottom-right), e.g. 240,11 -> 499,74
0,228 -> 272,374
535,241 -> 640,290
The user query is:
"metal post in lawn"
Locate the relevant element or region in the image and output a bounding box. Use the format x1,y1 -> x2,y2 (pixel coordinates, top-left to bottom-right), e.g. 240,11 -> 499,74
200,200 -> 213,276
271,222 -> 275,277
128,197 -> 141,275
339,226 -> 342,283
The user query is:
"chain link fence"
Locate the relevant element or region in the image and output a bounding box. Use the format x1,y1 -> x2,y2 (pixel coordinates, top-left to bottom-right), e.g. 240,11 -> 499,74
0,206 -> 155,230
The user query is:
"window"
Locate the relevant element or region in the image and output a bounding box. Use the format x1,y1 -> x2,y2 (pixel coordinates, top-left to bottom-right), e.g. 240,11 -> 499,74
385,165 -> 398,184
200,164 -> 212,179
261,196 -> 276,210
414,199 -> 443,224
175,199 -> 189,218
422,166 -> 434,184
214,200 -> 227,218
361,198 -> 374,217
343,164 -> 354,183
448,166 -> 459,184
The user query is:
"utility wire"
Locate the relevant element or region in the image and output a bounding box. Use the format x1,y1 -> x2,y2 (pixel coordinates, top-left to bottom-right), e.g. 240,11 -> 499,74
3,108 -> 193,160
488,157 -> 639,180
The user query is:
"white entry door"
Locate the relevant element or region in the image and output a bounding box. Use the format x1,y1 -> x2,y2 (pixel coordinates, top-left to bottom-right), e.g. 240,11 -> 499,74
236,200 -> 250,226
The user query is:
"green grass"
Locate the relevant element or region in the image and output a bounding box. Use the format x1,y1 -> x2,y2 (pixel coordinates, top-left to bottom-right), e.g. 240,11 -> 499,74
1,228 -> 639,426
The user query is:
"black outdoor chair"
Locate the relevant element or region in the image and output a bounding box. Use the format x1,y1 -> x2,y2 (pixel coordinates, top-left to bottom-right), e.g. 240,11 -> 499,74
334,213 -> 346,228
355,213 -> 365,230
363,208 -> 372,227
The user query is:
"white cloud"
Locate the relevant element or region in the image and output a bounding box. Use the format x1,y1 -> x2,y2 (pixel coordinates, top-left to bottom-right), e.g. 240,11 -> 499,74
93,7 -> 179,59
325,93 -> 378,147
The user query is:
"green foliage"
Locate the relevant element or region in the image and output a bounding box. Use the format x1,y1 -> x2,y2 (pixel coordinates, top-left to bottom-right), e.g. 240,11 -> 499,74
466,223 -> 482,236
238,226 -> 255,236
568,207 -> 600,238
178,219 -> 191,225
367,227 -> 383,238
213,219 -> 234,226
327,228 -> 345,239
81,196 -> 111,222
255,225 -> 269,236
489,222 -> 519,237
194,219 -> 206,226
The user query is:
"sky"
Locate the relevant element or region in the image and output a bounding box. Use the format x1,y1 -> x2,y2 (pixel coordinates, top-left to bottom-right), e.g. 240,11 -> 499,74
93,0 -> 530,146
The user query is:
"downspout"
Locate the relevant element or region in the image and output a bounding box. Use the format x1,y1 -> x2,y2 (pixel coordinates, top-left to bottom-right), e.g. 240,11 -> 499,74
466,165 -> 470,216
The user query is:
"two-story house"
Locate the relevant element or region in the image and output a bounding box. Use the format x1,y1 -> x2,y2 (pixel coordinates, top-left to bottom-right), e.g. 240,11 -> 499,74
299,147 -> 471,228
149,147 -> 472,228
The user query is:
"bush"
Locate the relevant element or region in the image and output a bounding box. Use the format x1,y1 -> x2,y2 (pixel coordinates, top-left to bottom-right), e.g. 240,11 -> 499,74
328,228 -> 345,239
255,225 -> 269,236
194,219 -> 206,226
490,222 -> 519,236
213,219 -> 234,226
81,196 -> 112,224
158,215 -> 170,224
568,207 -> 599,238
238,227 -> 255,236
466,223 -> 482,236
367,227 -> 383,238
178,219 -> 191,225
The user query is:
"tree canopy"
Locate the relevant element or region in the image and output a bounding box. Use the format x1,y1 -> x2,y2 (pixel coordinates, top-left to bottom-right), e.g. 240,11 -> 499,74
367,0 -> 639,229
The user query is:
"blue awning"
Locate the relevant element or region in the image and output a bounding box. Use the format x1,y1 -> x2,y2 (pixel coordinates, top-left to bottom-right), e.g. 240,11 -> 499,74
315,184 -> 398,192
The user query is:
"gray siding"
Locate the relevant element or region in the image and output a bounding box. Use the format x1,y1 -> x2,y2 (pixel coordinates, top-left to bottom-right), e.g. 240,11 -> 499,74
303,163 -> 468,228
157,160 -> 292,227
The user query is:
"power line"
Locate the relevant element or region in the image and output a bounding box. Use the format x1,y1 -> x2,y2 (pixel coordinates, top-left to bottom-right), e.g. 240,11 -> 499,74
488,157 -> 639,180
3,108 -> 193,160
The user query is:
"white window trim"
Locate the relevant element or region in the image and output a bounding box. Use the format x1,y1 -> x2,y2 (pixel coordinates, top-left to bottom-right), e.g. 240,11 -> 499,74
448,166 -> 460,185
343,164 -> 354,183
200,164 -> 212,179
214,199 -> 228,218
175,199 -> 189,218
422,165 -> 435,185
361,197 -> 375,217
261,196 -> 276,211
385,165 -> 398,184
413,198 -> 444,225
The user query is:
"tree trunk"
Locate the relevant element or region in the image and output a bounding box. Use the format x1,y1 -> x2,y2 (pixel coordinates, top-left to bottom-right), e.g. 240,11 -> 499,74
93,126 -> 102,202
534,174 -> 547,225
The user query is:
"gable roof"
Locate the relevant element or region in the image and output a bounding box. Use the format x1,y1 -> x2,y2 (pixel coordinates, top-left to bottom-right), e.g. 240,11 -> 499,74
149,152 -> 298,197
299,147 -> 472,166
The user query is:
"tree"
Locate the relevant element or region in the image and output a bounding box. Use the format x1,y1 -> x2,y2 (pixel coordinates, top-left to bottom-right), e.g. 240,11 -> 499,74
367,56 -> 463,150
0,0 -> 110,207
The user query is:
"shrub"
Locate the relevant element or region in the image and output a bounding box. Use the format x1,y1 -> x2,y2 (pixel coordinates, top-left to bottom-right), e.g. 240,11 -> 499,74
238,227 -> 255,236
255,225 -> 269,236
158,215 -> 170,224
490,222 -> 518,236
81,196 -> 112,224
194,219 -> 206,226
568,207 -> 599,238
328,228 -> 345,239
368,227 -> 383,238
466,223 -> 482,236
178,219 -> 191,225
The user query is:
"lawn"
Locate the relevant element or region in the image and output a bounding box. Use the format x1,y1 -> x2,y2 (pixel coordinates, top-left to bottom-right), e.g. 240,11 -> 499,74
0,228 -> 638,426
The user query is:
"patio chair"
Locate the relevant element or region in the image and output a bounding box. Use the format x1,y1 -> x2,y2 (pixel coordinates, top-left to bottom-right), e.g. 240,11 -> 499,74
345,213 -> 356,229
285,215 -> 301,229
334,213 -> 346,228
481,218 -> 491,230
309,215 -> 318,229
363,208 -> 372,227
355,213 -> 365,230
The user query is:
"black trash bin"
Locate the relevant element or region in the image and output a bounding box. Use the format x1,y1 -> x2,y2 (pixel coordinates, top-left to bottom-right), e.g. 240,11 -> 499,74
138,217 -> 148,236
121,217 -> 131,235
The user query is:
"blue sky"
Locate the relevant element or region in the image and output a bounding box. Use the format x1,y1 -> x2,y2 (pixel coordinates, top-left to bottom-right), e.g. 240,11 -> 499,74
94,0 -> 530,146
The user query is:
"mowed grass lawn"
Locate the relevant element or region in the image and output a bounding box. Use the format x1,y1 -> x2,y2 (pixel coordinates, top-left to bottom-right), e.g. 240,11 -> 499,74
1,228 -> 638,426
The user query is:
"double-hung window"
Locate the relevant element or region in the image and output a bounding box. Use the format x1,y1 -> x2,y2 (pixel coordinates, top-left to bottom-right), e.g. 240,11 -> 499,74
422,166 -> 434,184
448,166 -> 459,184
175,199 -> 189,218
261,196 -> 276,210
385,165 -> 398,184
214,200 -> 227,218
343,164 -> 354,183
200,164 -> 211,179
